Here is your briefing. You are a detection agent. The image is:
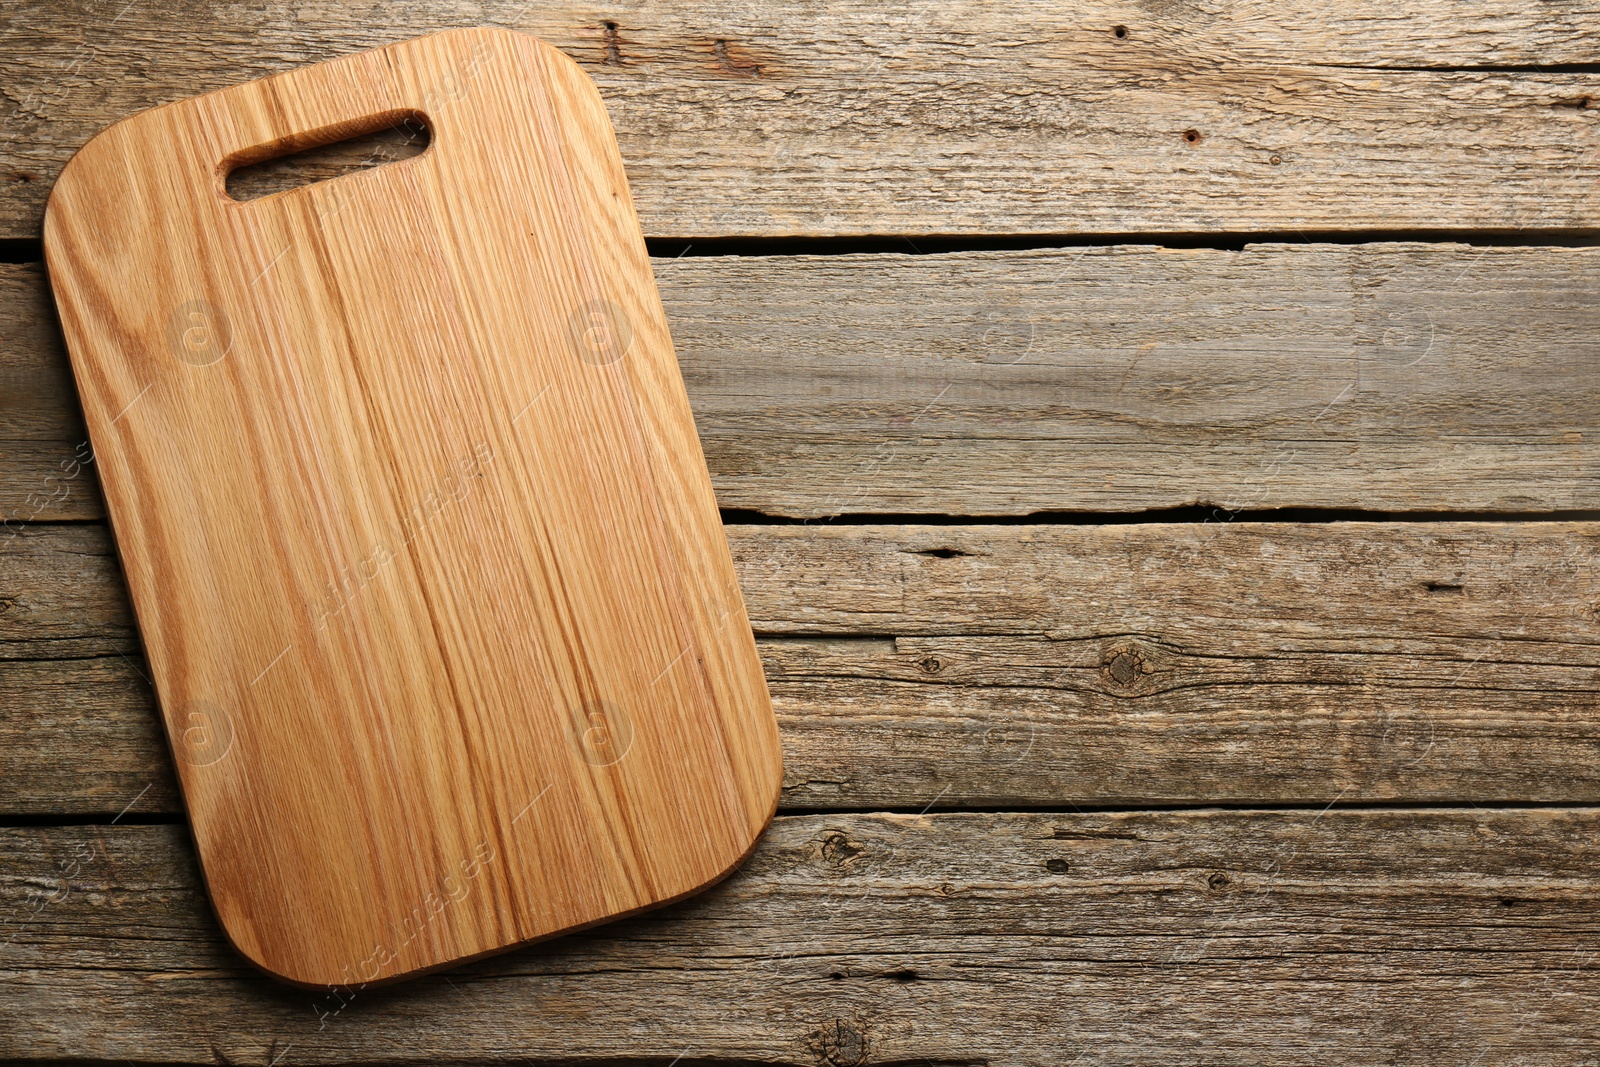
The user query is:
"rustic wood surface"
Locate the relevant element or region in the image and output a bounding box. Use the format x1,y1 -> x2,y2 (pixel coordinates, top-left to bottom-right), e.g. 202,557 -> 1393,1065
6,3 -> 1600,1062
9,2 -> 1600,238
5,520 -> 1598,814
7,242 -> 1599,522
7,811 -> 1600,1064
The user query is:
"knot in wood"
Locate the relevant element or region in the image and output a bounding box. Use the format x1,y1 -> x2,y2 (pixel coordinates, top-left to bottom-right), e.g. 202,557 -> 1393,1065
1102,643 -> 1149,689
812,1017 -> 869,1067
820,831 -> 864,868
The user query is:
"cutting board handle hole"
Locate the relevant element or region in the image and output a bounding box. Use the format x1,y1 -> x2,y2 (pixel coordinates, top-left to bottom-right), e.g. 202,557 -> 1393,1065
222,110 -> 431,203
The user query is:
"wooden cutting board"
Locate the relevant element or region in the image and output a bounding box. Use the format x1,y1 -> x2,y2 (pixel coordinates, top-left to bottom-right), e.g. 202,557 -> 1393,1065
43,26 -> 782,988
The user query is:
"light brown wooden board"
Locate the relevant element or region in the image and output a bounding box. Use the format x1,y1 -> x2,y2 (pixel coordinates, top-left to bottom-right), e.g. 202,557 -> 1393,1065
8,2 -> 1600,238
42,27 -> 781,986
7,243 -> 1599,522
6,522 -> 1597,814
6,811 -> 1600,1064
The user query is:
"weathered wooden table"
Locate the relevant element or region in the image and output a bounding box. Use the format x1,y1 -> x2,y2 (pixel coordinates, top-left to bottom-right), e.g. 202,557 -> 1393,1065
4,3 -> 1600,1063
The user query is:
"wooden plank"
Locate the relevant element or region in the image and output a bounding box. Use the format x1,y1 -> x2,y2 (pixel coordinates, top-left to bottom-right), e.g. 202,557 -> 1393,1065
6,244 -> 1599,523
0,263 -> 98,524
6,521 -> 1598,815
5,810 -> 1600,1063
8,3 -> 1600,238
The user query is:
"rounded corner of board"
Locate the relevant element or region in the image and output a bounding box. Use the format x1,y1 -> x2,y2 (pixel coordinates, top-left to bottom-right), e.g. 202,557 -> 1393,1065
208,915 -> 328,991
713,807 -> 781,895
43,116 -> 136,240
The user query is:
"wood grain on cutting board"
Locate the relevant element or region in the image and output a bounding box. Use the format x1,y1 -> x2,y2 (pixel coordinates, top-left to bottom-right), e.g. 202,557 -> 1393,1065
41,26 -> 782,987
